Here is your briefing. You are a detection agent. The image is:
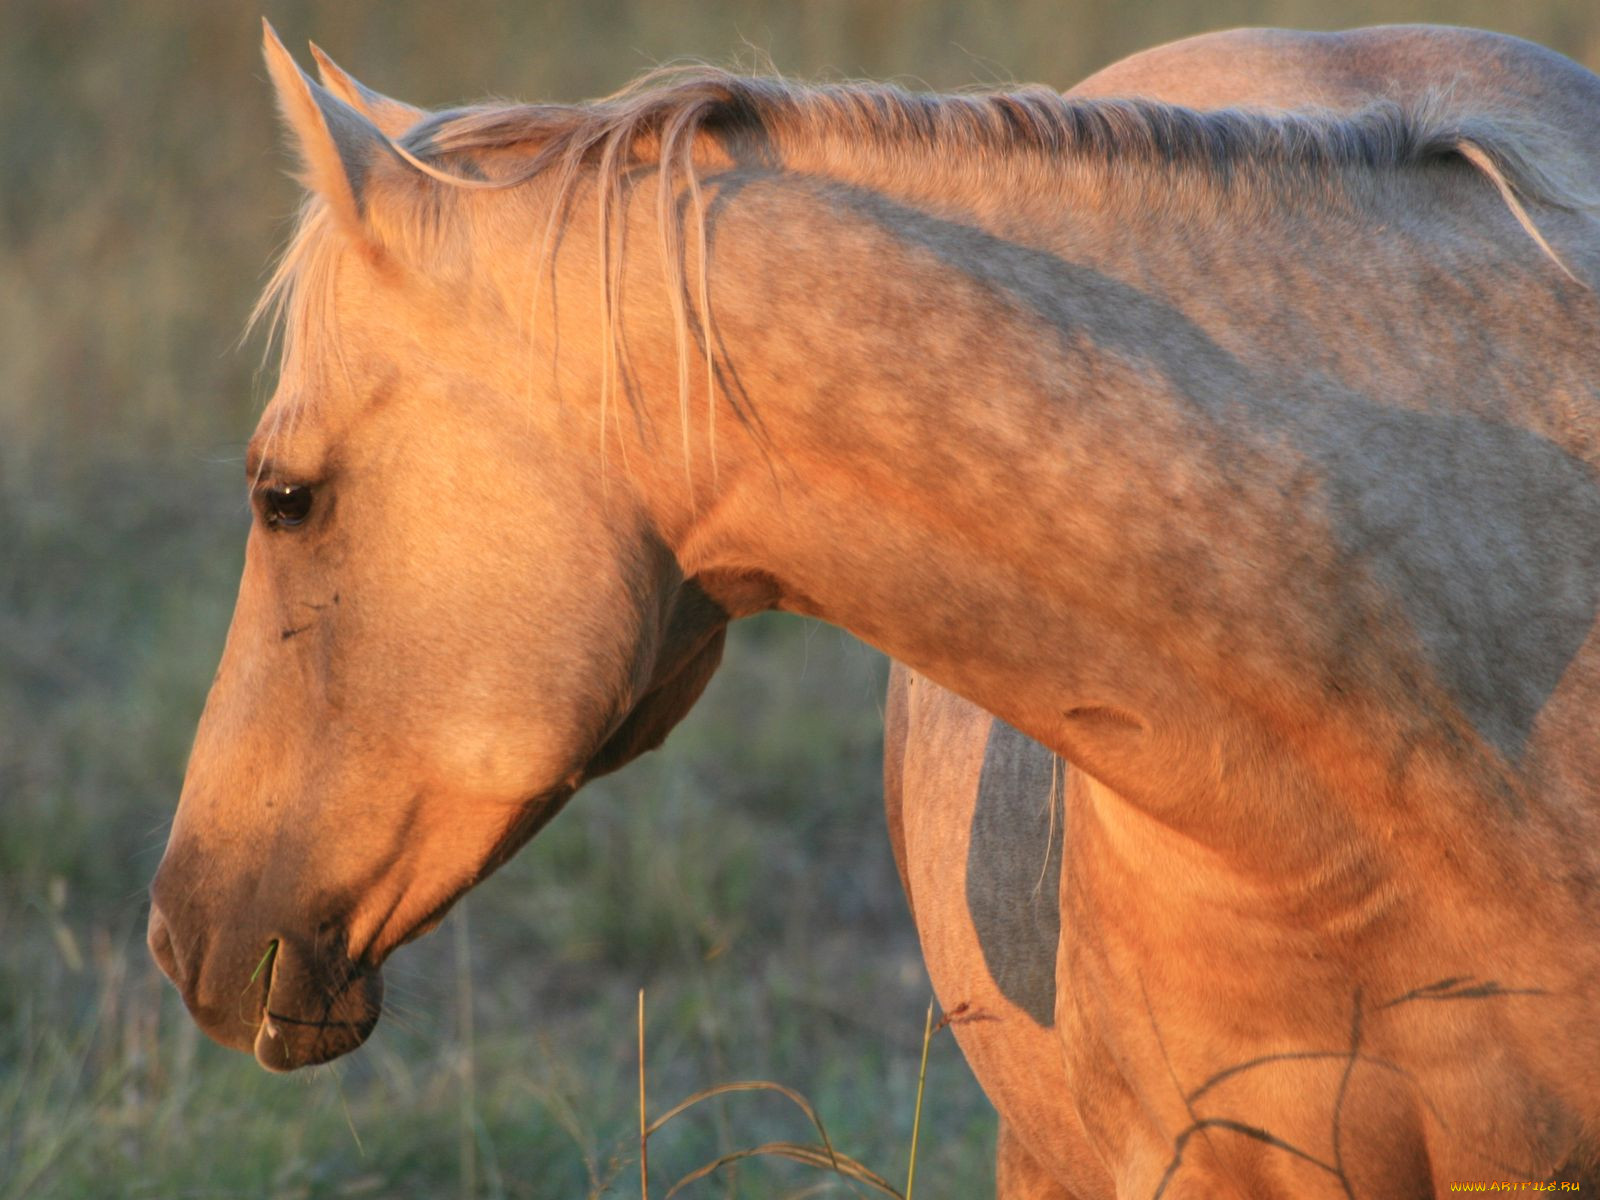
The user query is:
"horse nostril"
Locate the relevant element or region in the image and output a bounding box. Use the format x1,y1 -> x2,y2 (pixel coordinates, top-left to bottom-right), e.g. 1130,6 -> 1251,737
147,904 -> 180,983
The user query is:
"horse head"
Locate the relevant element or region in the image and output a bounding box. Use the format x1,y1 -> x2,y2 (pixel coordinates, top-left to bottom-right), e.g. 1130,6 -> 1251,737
147,26 -> 728,1069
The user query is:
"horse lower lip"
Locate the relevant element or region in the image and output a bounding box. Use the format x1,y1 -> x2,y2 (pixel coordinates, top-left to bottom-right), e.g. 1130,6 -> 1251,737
254,1014 -> 296,1072
252,943 -> 288,1071
252,965 -> 385,1072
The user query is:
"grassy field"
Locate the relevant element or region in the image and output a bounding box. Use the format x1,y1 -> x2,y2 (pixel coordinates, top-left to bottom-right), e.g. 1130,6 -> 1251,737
5,1 -> 1600,1196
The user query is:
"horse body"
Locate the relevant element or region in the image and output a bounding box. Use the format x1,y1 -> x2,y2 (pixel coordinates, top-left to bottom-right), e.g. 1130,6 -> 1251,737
149,23 -> 1600,1196
887,28 -> 1600,1197
1074,24 -> 1600,165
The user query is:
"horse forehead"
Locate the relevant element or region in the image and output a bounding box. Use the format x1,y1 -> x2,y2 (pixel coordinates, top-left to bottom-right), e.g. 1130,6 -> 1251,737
278,337 -> 412,411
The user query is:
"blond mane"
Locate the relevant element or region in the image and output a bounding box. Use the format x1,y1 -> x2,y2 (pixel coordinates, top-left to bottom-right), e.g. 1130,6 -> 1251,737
406,66 -> 1584,195
253,66 -> 1588,471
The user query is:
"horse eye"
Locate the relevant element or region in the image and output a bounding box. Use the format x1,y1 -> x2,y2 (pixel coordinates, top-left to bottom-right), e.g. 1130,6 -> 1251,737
261,484 -> 314,528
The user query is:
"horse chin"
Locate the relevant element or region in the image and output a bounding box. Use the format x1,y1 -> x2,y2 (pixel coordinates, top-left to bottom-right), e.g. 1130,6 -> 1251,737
398,914 -> 445,947
251,952 -> 385,1073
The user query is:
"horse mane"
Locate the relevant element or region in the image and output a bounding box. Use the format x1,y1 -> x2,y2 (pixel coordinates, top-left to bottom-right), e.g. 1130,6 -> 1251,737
253,66 -> 1589,462
401,66 -> 1589,209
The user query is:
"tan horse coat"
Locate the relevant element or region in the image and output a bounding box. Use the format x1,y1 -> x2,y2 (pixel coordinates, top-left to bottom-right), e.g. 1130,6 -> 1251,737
149,23 -> 1600,1199
887,26 -> 1600,1199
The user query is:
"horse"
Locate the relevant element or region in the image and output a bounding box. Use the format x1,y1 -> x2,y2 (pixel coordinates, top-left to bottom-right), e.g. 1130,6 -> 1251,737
886,26 -> 1600,1198
148,20 -> 1600,1196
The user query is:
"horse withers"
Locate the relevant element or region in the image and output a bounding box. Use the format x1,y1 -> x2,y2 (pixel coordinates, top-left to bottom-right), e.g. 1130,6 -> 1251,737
149,21 -> 1600,1196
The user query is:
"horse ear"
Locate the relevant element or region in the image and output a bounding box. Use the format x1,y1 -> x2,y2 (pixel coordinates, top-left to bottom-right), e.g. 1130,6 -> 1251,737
308,43 -> 427,140
261,19 -> 401,239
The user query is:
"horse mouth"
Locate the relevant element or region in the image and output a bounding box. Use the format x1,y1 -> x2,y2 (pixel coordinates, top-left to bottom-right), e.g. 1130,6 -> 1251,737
242,787 -> 574,1073
251,936 -> 385,1073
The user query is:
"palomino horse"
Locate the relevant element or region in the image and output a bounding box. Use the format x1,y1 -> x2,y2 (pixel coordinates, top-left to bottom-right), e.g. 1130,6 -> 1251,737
888,26 -> 1600,1199
148,21 -> 1600,1197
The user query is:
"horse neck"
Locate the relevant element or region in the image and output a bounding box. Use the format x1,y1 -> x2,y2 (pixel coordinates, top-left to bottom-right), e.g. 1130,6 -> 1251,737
565,148 -> 1575,866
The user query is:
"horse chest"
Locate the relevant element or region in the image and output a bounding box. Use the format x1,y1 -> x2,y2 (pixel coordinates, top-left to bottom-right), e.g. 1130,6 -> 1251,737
1063,789 -> 1598,1195
895,695 -> 1599,1197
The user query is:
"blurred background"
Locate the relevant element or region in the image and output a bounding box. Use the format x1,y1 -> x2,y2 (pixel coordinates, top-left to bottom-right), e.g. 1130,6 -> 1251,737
4,1 -> 1598,1197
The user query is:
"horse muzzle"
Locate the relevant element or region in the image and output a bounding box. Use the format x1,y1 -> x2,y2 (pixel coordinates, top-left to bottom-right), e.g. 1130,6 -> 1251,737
148,882 -> 384,1071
